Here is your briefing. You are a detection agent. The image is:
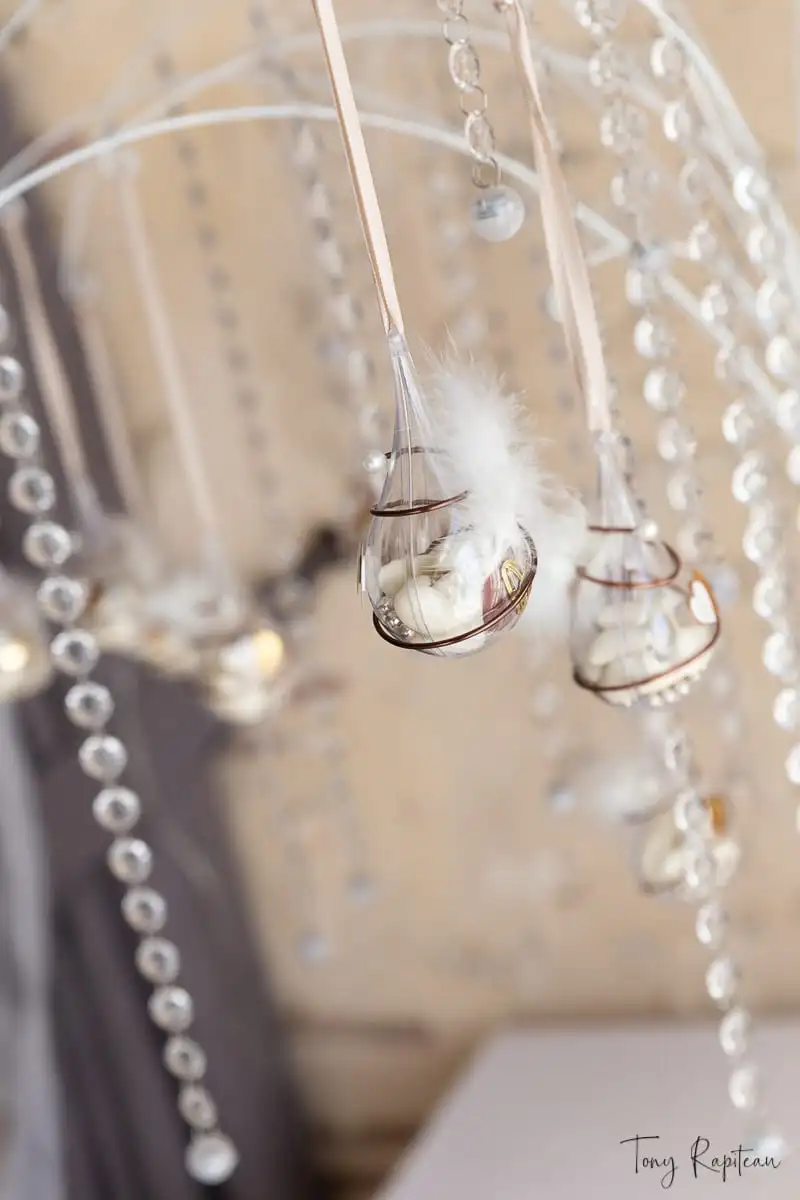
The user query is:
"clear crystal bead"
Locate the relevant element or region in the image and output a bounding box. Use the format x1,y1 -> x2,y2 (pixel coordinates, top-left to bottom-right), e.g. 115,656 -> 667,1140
766,335 -> 797,380
37,575 -> 90,623
719,1007 -> 751,1056
785,744 -> 800,783
50,629 -> 99,676
448,40 -> 480,89
745,1127 -> 789,1161
657,418 -> 696,462
643,367 -> 684,411
679,160 -> 705,203
764,630 -> 796,680
746,224 -> 777,265
8,466 -> 55,514
65,681 -> 114,730
79,734 -> 128,782
624,267 -> 659,307
23,522 -> 73,568
587,43 -> 629,90
634,316 -> 672,359
743,512 -> 780,564
0,410 -> 39,457
121,884 -> 166,931
469,186 -> 525,243
733,165 -> 770,213
609,165 -> 659,211
650,36 -> 685,83
721,401 -> 755,446
756,279 -> 790,326
683,848 -> 716,896
662,100 -> 694,142
185,1132 -> 239,1185
774,687 -> 800,731
695,901 -> 727,950
673,790 -> 709,833
148,985 -> 194,1033
786,446 -> 800,486
179,1084 -> 218,1131
108,839 -> 153,886
136,936 -> 181,984
776,389 -> 800,434
600,101 -> 647,155
464,112 -> 495,159
729,1064 -> 759,1110
753,574 -> 787,620
686,220 -> 716,261
705,956 -> 739,1005
666,470 -> 700,512
699,283 -> 729,324
362,450 -> 386,474
164,1035 -> 207,1082
0,356 -> 25,401
731,453 -> 768,503
92,786 -> 141,833
574,0 -> 626,32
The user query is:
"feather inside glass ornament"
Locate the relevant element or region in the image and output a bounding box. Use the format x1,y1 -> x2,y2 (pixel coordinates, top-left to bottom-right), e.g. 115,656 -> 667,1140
500,0 -> 720,701
365,344 -> 537,655
311,0 -> 586,655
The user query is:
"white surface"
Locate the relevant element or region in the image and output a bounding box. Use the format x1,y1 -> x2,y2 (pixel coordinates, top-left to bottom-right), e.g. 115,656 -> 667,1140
377,1023 -> 800,1198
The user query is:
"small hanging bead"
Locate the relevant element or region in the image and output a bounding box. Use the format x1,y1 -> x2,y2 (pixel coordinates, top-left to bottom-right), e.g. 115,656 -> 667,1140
50,629 -> 100,676
185,1132 -> 239,1185
92,786 -> 141,834
79,734 -> 129,783
8,466 -> 55,514
0,410 -> 39,457
136,937 -> 181,984
164,1036 -> 207,1082
23,522 -> 73,568
468,185 -> 525,243
121,884 -> 167,931
108,839 -> 154,886
37,576 -> 90,624
148,986 -> 195,1034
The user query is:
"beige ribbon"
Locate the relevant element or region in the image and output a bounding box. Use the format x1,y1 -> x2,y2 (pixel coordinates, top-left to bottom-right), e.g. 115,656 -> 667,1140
500,0 -> 612,434
310,0 -> 405,338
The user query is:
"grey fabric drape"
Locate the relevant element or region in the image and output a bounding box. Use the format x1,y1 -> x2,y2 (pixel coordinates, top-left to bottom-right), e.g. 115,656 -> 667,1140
0,706 -> 64,1200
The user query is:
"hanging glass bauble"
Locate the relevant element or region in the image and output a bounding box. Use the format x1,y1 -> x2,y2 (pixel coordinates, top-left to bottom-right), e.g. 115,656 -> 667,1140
360,333 -> 537,657
138,570 -> 245,679
570,437 -> 719,705
635,794 -> 740,899
201,620 -> 288,726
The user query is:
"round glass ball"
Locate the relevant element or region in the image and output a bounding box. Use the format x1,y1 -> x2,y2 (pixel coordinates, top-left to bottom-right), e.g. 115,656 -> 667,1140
136,936 -> 181,985
93,786 -> 141,834
164,1035 -> 207,1082
121,885 -> 166,932
179,1084 -> 219,1131
66,681 -> 114,730
468,185 -> 525,243
185,1132 -> 239,1186
108,839 -> 153,886
8,466 -> 55,514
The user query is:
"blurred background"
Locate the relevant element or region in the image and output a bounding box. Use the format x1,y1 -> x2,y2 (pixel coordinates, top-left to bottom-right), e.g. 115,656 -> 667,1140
0,1 -> 799,1198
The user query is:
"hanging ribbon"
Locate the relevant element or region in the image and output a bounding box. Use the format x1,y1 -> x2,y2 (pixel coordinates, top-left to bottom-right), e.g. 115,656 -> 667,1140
500,0 -> 612,435
310,0 -> 405,338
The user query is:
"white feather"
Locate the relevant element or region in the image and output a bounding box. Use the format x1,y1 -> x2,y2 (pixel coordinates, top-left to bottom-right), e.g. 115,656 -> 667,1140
424,356 -> 588,642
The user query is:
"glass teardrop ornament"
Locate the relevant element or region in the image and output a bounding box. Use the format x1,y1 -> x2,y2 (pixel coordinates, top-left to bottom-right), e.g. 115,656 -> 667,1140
362,332 -> 537,657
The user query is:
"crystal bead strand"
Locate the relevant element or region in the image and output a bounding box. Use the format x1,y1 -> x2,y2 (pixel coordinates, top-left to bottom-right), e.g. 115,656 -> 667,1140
248,4 -> 379,924
0,354 -> 238,1184
663,725 -> 766,1126
154,51 -> 295,572
438,0 -> 525,242
578,1 -> 778,1136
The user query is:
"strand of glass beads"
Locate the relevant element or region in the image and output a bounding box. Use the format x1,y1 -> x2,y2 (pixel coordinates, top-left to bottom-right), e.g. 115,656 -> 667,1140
248,4 -> 379,932
662,723 -> 774,1139
154,50 -> 296,572
0,350 -> 238,1183
439,0 -> 525,242
577,3 -> 780,1140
